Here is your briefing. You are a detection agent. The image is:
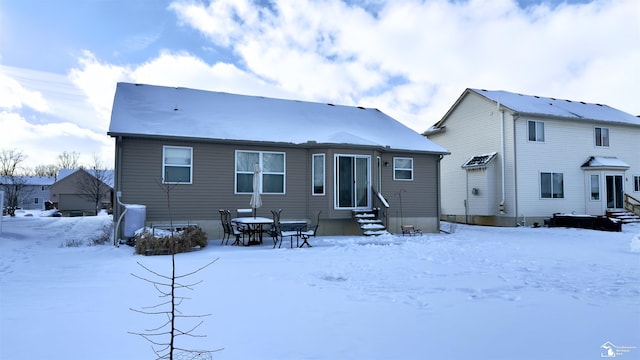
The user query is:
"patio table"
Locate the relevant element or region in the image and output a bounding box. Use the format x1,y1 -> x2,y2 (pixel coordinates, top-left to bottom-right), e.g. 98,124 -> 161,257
232,217 -> 274,246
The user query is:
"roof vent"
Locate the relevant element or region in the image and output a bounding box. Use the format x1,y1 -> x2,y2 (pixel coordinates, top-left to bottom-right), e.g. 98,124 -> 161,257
357,106 -> 365,110
327,103 -> 335,106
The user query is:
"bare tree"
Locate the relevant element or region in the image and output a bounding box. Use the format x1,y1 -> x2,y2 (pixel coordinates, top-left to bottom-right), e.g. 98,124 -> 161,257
32,164 -> 59,178
57,150 -> 80,170
0,148 -> 27,176
0,149 -> 30,215
130,179 -> 220,360
75,154 -> 112,215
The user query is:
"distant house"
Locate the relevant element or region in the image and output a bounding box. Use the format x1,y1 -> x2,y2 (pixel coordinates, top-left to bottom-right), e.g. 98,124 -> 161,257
0,176 -> 55,210
425,88 -> 640,226
107,82 -> 449,238
50,168 -> 114,215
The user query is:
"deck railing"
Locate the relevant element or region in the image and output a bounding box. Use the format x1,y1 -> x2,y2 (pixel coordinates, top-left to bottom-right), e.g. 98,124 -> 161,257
372,188 -> 390,229
625,193 -> 640,217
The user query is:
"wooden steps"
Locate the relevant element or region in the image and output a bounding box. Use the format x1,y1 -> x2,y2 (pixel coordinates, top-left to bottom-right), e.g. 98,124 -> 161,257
606,210 -> 640,223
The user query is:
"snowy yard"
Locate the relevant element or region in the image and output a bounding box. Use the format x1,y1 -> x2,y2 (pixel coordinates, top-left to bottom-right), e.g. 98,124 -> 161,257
1,211 -> 638,359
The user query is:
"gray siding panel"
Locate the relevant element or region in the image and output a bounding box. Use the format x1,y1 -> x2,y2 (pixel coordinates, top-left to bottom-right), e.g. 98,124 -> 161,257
117,138 -> 442,235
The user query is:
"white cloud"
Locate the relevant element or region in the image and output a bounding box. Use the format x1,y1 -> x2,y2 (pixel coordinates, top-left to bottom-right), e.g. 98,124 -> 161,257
0,67 -> 50,112
170,0 -> 640,126
3,0 -> 639,170
68,51 -> 130,128
0,111 -> 114,168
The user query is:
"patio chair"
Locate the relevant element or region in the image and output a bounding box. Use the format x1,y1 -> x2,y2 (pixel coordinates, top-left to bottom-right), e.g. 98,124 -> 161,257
268,209 -> 283,246
401,225 -> 422,236
225,210 -> 246,246
219,209 -> 232,245
236,208 -> 254,233
298,211 -> 321,247
272,211 -> 299,249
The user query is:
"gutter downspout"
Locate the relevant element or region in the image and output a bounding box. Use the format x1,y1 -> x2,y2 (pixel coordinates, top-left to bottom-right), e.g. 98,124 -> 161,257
465,167 -> 469,224
437,154 -> 443,231
512,115 -> 520,227
499,102 -> 506,215
113,136 -> 123,246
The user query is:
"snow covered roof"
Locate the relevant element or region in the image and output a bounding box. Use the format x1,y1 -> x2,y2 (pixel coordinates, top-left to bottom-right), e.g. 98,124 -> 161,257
581,156 -> 630,169
108,83 -> 448,154
0,176 -> 55,186
462,152 -> 497,169
470,89 -> 640,126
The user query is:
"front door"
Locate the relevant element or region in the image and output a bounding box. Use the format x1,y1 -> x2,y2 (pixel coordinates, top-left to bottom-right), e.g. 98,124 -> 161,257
606,175 -> 624,209
335,155 -> 370,209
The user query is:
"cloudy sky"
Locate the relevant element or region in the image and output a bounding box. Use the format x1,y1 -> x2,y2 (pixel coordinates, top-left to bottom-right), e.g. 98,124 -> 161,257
1,0 -> 638,169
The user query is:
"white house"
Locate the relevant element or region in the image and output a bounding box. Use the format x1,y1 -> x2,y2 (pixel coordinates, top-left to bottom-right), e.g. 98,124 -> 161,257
0,176 -> 55,210
426,88 -> 640,226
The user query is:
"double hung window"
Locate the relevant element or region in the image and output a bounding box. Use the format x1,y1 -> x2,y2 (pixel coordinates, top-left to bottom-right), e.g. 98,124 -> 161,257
595,127 -> 609,147
236,151 -> 285,194
528,121 -> 545,142
393,157 -> 413,181
163,146 -> 192,183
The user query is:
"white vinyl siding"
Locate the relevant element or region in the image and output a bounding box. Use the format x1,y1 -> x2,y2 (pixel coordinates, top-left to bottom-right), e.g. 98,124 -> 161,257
163,146 -> 192,184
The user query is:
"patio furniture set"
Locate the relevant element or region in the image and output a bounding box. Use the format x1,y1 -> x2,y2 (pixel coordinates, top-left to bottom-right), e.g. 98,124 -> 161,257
218,209 -> 321,248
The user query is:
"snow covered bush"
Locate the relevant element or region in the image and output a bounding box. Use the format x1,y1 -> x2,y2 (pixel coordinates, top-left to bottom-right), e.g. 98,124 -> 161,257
89,223 -> 113,246
134,226 -> 207,255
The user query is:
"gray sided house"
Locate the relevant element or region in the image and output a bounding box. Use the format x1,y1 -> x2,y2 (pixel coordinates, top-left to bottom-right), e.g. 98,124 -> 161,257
108,82 -> 449,239
51,168 -> 114,215
426,88 -> 640,227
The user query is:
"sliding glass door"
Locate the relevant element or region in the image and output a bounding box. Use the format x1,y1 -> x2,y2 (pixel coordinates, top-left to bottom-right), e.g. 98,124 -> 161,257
335,155 -> 370,209
606,175 -> 624,209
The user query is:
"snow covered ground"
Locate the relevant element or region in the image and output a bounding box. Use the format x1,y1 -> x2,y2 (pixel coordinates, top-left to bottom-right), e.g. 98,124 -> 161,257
1,211 -> 639,360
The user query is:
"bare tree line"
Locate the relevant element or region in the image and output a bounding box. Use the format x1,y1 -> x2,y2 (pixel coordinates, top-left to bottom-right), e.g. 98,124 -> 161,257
1,148 -> 112,215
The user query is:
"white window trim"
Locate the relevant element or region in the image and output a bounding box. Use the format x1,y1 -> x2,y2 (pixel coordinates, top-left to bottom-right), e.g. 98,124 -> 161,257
312,153 -> 325,196
162,145 -> 193,184
235,150 -> 286,194
595,126 -> 610,148
393,157 -> 414,181
540,171 -> 564,199
589,174 -> 600,201
527,120 -> 545,143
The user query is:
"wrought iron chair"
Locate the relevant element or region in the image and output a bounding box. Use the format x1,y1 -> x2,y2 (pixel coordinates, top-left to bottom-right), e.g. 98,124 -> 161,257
225,210 -> 246,246
298,211 -> 321,247
218,209 -> 232,245
271,209 -> 299,248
